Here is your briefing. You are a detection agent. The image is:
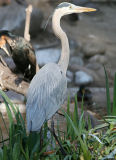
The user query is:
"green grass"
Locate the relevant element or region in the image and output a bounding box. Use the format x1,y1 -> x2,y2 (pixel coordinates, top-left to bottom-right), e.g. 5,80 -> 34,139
0,90 -> 52,160
0,69 -> 116,159
104,66 -> 116,116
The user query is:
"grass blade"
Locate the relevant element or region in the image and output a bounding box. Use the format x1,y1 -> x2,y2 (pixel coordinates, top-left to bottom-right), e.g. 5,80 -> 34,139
63,110 -> 91,160
0,112 -> 9,136
0,148 -> 3,160
0,126 -> 4,146
113,73 -> 116,115
67,96 -> 70,116
73,95 -> 79,127
13,143 -> 20,160
104,66 -> 111,115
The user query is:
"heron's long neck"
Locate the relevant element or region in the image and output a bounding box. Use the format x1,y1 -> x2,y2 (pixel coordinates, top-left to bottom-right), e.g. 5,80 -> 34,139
52,10 -> 69,75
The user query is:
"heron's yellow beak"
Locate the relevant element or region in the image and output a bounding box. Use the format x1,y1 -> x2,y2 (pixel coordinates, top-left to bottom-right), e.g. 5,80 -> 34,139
75,6 -> 96,13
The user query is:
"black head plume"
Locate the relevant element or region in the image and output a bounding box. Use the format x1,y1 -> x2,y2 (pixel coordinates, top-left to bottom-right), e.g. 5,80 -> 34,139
56,2 -> 71,9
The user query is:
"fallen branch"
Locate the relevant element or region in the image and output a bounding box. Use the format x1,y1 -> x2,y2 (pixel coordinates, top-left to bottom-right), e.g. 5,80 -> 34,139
0,62 -> 29,96
24,4 -> 39,72
24,4 -> 33,42
0,55 -> 8,67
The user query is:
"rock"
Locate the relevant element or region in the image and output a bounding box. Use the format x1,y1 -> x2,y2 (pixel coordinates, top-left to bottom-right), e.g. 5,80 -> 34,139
83,41 -> 105,58
75,71 -> 93,85
0,90 -> 25,104
69,39 -> 78,49
4,57 -> 16,71
0,48 -> 7,57
86,62 -> 102,71
66,70 -> 74,83
35,48 -> 60,67
69,56 -> 84,66
0,102 -> 25,116
82,64 -> 108,87
67,77 -> 72,84
96,67 -> 105,80
89,55 -> 107,65
0,1 -> 43,36
105,50 -> 116,58
69,56 -> 84,72
69,64 -> 99,82
69,64 -> 81,72
69,39 -> 79,56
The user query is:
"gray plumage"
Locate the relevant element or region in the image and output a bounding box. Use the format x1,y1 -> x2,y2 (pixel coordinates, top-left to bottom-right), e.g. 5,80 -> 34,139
26,2 -> 96,132
26,63 -> 67,131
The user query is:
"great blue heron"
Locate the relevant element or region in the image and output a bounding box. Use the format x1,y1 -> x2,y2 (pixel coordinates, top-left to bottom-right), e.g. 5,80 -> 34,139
26,2 -> 96,132
0,30 -> 36,79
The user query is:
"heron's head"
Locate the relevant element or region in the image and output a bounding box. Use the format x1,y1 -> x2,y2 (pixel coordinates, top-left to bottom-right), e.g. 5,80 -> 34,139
0,30 -> 15,56
56,2 -> 96,16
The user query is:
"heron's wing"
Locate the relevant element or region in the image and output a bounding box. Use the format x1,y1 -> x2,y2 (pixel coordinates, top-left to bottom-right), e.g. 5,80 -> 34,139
26,63 -> 67,131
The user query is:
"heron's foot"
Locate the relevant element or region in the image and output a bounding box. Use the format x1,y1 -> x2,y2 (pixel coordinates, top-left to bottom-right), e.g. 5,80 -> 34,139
51,116 -> 54,132
48,126 -> 67,156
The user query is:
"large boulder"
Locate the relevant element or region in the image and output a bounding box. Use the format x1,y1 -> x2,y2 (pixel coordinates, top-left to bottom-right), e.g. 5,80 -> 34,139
66,70 -> 74,83
75,71 -> 93,86
83,41 -> 105,58
35,48 -> 61,67
69,56 -> 84,67
89,55 -> 107,65
0,90 -> 25,104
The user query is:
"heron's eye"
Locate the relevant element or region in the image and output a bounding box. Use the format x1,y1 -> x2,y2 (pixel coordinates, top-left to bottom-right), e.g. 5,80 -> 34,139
69,5 -> 72,9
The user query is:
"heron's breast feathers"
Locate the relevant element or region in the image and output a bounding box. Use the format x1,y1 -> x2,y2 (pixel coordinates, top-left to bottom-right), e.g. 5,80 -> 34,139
26,63 -> 67,129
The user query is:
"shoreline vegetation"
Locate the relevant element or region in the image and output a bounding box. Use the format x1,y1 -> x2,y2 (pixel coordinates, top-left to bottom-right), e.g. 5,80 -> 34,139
0,69 -> 116,159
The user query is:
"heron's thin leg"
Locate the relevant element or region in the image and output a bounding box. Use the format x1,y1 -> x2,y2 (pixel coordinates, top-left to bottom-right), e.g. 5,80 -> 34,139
51,116 -> 54,132
40,127 -> 43,151
49,116 -> 67,156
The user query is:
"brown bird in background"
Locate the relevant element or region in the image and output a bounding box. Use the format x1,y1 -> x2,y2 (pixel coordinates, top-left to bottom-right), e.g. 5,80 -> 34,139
0,30 -> 36,79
